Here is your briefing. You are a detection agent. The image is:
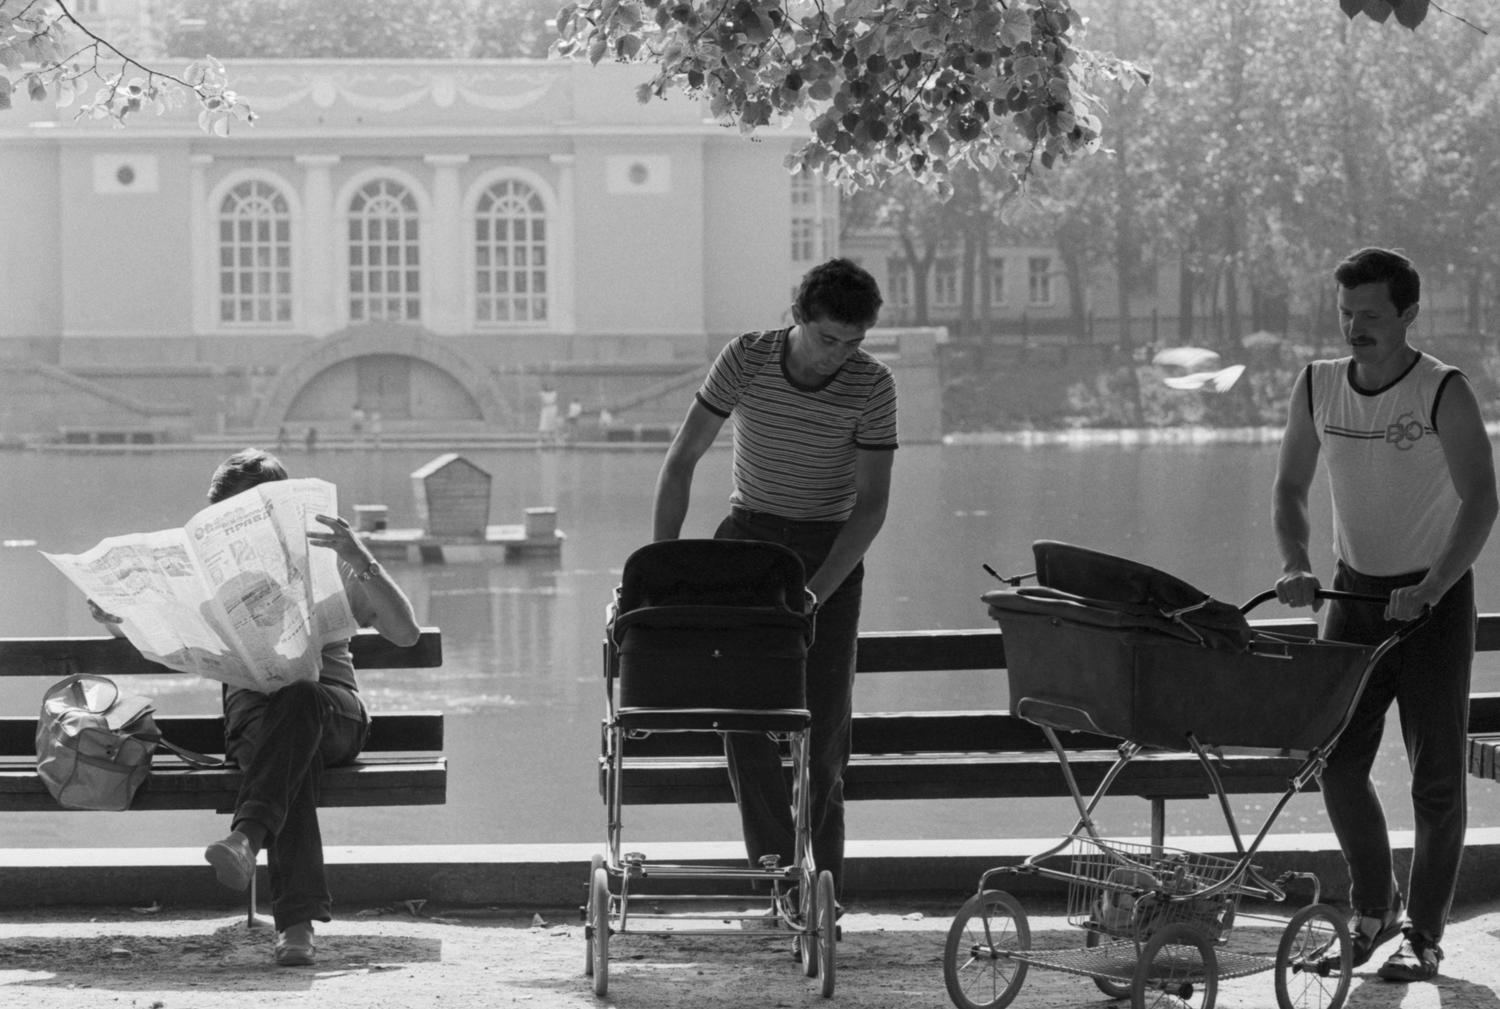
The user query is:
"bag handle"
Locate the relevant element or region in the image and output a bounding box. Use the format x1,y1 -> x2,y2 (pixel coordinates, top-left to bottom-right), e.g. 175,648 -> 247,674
156,737 -> 229,769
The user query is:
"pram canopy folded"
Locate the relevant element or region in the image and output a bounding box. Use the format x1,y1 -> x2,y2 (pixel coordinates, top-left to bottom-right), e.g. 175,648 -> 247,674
986,541 -> 1373,752
610,539 -> 812,712
1030,539 -> 1254,652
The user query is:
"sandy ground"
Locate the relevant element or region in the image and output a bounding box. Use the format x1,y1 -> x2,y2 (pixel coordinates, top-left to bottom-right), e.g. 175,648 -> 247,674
3,896 -> 1500,1009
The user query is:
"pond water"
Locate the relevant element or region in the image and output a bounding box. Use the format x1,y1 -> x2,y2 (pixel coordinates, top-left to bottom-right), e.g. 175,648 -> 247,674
2,441 -> 1496,849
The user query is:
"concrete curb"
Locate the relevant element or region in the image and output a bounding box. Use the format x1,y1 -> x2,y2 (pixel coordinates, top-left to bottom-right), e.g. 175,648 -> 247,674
5,828 -> 1500,912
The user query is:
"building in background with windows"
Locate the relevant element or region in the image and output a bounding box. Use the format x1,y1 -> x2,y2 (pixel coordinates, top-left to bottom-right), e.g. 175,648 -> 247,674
2,60 -> 891,442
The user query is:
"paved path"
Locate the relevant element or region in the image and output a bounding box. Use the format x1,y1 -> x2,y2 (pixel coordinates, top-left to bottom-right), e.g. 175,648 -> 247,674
1,896 -> 1498,1008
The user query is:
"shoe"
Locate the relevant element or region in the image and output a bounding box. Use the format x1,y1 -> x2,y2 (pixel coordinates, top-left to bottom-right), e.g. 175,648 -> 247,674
203,831 -> 256,892
275,922 -> 316,967
1377,932 -> 1441,982
1347,894 -> 1405,967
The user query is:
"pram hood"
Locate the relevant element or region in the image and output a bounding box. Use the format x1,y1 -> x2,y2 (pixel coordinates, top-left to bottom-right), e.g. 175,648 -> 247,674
616,539 -> 806,613
1018,540 -> 1254,652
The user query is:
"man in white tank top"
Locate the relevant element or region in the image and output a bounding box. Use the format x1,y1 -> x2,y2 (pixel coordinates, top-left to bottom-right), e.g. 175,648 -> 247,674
1273,248 -> 1497,982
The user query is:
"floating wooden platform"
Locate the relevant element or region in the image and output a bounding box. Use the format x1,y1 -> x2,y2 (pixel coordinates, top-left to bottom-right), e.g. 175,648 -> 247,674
359,525 -> 565,563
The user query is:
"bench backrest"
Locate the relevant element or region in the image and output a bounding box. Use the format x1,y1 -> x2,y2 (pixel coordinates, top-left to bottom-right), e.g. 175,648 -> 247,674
0,627 -> 445,759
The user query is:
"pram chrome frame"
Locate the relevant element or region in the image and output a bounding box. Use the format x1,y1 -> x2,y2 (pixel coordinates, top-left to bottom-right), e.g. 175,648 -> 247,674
586,540 -> 839,998
944,577 -> 1428,1009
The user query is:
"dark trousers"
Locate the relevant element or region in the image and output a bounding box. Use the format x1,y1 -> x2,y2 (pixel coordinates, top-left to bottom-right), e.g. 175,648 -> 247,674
1322,563 -> 1474,942
714,508 -> 862,899
224,678 -> 368,931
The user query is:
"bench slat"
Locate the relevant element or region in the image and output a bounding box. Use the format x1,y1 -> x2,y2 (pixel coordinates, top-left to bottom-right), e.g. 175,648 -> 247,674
616,751 -> 1309,805
0,712 -> 444,758
851,617 -> 1324,673
1471,735 -> 1500,781
617,711 -> 1119,759
0,627 -> 443,679
0,755 -> 446,812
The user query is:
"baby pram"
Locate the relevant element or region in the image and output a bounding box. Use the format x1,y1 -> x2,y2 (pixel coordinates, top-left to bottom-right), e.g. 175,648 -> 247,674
943,541 -> 1427,1009
587,539 -> 838,997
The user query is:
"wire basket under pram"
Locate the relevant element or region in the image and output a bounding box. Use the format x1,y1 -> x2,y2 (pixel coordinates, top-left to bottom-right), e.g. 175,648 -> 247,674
1065,835 -> 1240,943
986,540 -> 1375,754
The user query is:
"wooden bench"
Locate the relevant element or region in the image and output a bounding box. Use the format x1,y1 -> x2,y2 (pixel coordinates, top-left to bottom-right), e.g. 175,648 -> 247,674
0,627 -> 445,813
0,628 -> 446,920
611,617 -> 1500,846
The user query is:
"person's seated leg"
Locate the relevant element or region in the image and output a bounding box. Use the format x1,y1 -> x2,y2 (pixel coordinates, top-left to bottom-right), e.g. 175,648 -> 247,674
204,826 -> 261,892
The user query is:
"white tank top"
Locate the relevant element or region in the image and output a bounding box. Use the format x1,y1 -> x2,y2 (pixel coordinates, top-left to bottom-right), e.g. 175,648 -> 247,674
1308,352 -> 1463,576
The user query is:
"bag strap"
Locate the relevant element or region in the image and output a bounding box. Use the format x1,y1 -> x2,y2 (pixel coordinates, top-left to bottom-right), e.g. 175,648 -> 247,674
156,737 -> 229,769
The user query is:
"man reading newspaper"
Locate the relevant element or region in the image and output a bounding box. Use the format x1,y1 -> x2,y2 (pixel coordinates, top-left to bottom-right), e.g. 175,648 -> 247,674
47,449 -> 420,968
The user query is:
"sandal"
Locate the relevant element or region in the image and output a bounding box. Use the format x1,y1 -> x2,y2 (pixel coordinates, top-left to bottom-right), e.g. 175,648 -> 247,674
1348,893 -> 1405,967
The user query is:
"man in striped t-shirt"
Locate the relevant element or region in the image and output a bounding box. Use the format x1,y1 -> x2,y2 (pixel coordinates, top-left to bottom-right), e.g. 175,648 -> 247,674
652,258 -> 898,905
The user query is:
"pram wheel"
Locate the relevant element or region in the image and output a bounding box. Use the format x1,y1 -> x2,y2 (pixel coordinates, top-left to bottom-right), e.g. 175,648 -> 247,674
1274,904 -> 1351,1009
584,854 -> 604,976
589,865 -> 610,995
798,873 -> 818,976
815,869 -> 837,997
1085,927 -> 1135,999
943,889 -> 1030,1009
1131,922 -> 1217,1009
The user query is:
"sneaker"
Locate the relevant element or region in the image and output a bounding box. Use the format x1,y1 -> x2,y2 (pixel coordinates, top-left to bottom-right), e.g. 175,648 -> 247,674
275,922 -> 316,967
1377,932 -> 1441,983
1347,894 -> 1405,967
203,831 -> 256,892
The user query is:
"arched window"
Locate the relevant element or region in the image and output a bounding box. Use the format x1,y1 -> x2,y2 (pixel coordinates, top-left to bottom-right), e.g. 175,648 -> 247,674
474,179 -> 548,325
217,180 -> 292,326
348,179 -> 421,323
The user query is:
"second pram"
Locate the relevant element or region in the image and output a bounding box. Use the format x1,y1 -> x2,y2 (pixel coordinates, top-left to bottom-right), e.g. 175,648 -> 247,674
587,539 -> 839,997
943,540 -> 1428,1009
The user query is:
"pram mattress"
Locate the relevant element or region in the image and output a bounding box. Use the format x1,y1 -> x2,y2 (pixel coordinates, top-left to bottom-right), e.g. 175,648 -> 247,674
986,588 -> 1372,752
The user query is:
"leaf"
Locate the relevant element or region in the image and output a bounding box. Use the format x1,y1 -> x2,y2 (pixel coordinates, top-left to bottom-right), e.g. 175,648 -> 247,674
999,8 -> 1032,48
1392,0 -> 1429,28
1339,0 -> 1364,13
1361,0 -> 1394,23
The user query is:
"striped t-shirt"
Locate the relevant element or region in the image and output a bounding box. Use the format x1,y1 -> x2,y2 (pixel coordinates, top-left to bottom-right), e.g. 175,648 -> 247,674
696,327 -> 898,522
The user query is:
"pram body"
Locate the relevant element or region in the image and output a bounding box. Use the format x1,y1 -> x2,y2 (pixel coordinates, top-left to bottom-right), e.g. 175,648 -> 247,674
943,541 -> 1426,1009
991,541 -> 1373,753
588,539 -> 838,997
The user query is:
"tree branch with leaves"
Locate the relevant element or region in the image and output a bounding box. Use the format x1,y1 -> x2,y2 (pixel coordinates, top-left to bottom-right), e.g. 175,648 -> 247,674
0,0 -> 252,132
555,0 -> 1151,197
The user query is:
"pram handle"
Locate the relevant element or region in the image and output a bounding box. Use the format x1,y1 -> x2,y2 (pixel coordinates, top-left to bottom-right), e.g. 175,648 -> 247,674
1239,587 -> 1384,612
1241,588 -> 1431,640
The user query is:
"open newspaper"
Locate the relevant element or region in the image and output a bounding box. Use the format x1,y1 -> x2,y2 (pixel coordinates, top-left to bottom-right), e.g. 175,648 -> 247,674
42,478 -> 359,693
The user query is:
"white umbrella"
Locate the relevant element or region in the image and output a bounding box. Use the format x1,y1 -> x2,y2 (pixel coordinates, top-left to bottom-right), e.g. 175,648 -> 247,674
1162,363 -> 1247,393
1152,346 -> 1221,371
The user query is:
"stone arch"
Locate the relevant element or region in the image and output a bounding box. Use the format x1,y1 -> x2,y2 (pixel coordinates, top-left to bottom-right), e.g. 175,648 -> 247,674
255,322 -> 512,429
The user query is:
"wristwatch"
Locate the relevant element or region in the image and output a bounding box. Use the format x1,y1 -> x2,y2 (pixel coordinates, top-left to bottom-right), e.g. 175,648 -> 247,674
354,559 -> 383,582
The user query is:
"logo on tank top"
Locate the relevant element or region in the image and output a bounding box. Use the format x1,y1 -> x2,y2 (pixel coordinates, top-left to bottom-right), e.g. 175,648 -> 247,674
1384,412 -> 1429,450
